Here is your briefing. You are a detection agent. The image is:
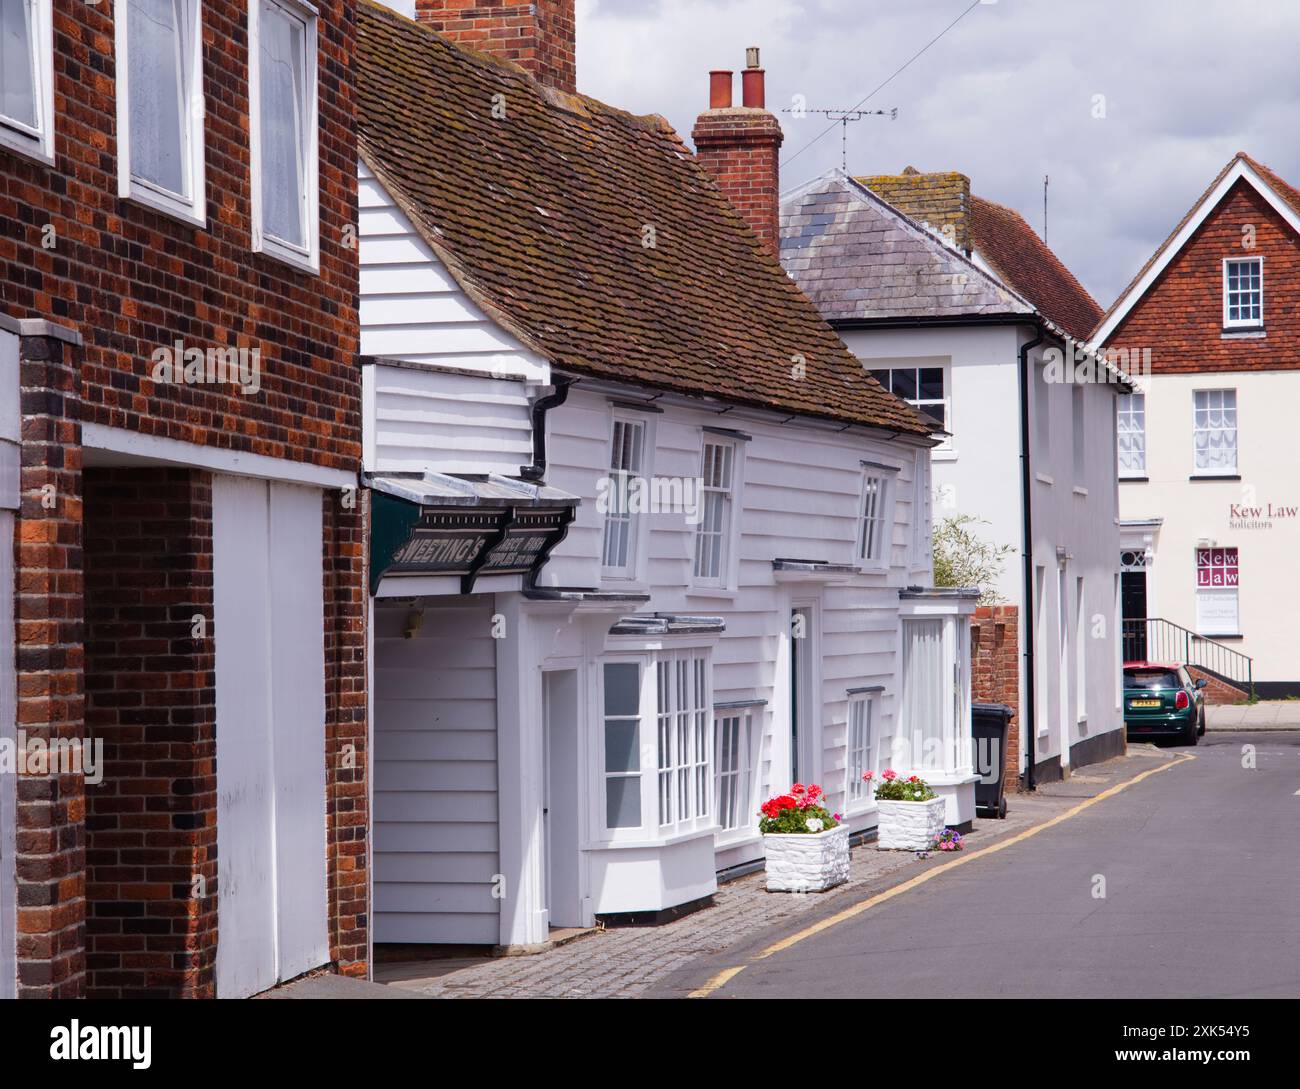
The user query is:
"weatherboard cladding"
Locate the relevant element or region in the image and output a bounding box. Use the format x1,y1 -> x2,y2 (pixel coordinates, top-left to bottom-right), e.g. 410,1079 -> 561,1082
780,173 -> 1032,323
355,2 -> 929,436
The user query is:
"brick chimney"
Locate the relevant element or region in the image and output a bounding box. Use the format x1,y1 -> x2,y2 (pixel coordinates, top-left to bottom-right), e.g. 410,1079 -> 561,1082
692,48 -> 784,254
415,0 -> 577,95
858,166 -> 973,255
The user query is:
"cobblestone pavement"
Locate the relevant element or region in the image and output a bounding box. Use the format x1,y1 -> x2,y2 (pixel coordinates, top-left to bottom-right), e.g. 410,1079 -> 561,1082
371,747 -> 1168,999
1207,700 -> 1300,729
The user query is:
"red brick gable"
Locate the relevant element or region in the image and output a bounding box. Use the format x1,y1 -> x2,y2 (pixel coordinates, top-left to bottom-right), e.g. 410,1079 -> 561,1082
1102,177 -> 1300,374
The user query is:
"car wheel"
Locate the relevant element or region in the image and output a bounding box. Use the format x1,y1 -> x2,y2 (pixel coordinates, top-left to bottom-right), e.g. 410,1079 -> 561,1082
1198,709 -> 1206,736
1185,717 -> 1199,746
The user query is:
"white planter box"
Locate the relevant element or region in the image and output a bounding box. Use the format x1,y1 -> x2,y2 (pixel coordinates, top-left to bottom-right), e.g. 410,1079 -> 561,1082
763,823 -> 850,892
876,797 -> 947,851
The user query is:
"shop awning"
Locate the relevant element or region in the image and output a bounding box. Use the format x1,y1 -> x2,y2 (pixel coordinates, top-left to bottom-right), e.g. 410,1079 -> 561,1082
369,472 -> 579,594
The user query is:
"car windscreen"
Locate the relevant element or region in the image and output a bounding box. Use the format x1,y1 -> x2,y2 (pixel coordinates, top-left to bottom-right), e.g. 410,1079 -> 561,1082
1125,669 -> 1180,691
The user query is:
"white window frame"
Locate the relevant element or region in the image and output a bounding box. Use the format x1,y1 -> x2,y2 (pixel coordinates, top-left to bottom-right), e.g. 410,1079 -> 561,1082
845,690 -> 879,813
692,433 -> 742,589
249,0 -> 320,272
0,0 -> 54,164
1117,392 -> 1146,477
1192,388 -> 1238,475
114,0 -> 207,227
869,364 -> 950,449
655,651 -> 711,834
597,648 -> 714,842
1222,256 -> 1263,328
600,411 -> 651,581
713,703 -> 759,841
857,463 -> 896,571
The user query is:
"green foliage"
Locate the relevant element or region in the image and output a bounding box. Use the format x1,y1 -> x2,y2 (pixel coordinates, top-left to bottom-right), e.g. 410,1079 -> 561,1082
931,514 -> 1015,605
758,803 -> 837,835
871,773 -> 937,802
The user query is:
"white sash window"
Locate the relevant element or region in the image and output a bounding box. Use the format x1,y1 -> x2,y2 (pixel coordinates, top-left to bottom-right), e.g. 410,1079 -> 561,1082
0,0 -> 53,162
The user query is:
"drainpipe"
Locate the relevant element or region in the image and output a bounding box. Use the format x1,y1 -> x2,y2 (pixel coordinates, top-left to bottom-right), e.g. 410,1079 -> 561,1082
520,375 -> 575,481
1018,322 -> 1046,791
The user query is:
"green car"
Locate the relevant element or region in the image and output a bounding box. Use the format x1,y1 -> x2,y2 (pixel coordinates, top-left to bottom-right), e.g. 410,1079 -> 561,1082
1123,661 -> 1207,746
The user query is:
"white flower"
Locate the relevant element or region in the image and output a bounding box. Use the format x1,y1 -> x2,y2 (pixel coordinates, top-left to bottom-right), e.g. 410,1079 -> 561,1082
805,817 -> 824,833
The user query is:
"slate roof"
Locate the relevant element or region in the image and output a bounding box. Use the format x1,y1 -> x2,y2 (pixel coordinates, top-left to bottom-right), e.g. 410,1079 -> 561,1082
354,2 -> 930,437
780,172 -> 1032,323
1092,151 -> 1300,339
969,196 -> 1102,340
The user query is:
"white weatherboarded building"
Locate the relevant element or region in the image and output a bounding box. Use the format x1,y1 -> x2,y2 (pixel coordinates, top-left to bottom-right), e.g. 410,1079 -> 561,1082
356,5 -> 976,950
783,171 -> 1129,784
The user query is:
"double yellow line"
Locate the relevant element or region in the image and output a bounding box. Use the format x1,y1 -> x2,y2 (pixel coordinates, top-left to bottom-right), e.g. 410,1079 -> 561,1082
688,753 -> 1195,998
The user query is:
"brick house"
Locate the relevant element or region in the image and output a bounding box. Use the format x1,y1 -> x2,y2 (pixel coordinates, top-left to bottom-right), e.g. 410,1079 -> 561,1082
1,0 -> 366,997
782,169 -> 1130,786
1093,152 -> 1300,698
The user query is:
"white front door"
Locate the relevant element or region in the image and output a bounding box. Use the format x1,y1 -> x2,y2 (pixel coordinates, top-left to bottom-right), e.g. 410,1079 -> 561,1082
213,475 -> 329,997
542,669 -> 582,928
791,606 -> 816,784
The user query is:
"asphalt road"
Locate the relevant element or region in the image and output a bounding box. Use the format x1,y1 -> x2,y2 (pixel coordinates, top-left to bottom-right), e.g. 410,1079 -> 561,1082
689,731 -> 1300,999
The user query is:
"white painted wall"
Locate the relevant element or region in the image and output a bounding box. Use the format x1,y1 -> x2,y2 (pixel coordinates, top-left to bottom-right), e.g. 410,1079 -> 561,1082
543,386 -> 933,865
842,322 -> 1124,771
1118,368 -> 1297,682
213,476 -> 329,997
372,595 -> 501,945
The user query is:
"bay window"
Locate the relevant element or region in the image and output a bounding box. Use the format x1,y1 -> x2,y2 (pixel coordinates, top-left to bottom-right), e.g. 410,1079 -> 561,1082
251,0 -> 319,270
115,0 -> 206,224
600,650 -> 713,839
0,0 -> 53,162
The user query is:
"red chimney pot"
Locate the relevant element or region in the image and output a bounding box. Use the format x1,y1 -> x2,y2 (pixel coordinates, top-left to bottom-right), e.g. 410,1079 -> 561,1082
741,67 -> 765,108
709,70 -> 733,109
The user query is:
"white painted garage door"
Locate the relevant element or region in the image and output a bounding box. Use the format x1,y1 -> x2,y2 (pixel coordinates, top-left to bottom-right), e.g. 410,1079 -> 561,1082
213,475 -> 329,998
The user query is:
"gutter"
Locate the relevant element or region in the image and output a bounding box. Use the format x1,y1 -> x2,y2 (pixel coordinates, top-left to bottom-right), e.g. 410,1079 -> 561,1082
520,375 -> 576,481
1017,321 -> 1045,791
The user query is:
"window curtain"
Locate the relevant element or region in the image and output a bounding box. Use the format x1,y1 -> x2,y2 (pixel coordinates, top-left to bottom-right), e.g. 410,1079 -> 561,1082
128,0 -> 186,194
901,619 -> 945,759
1,0 -> 37,128
260,1 -> 306,246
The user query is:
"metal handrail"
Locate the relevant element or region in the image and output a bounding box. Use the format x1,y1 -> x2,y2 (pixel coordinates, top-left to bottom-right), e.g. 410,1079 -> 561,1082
1121,617 -> 1254,699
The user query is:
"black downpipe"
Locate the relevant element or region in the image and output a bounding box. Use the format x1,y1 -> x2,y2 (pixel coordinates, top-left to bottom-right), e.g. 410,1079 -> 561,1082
1018,323 -> 1046,791
520,375 -> 575,481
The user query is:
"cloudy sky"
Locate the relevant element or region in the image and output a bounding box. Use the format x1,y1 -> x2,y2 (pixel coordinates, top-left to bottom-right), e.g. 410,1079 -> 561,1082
576,0 -> 1300,308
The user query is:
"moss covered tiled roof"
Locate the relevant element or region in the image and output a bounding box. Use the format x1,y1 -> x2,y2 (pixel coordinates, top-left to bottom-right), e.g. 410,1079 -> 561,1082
355,2 -> 930,436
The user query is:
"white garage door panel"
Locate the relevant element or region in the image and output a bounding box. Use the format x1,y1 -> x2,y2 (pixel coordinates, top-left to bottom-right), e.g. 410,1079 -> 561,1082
268,482 -> 329,980
213,476 -> 329,997
214,475 -> 278,999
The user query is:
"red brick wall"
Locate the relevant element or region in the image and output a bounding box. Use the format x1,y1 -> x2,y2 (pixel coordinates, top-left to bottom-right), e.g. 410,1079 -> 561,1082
14,331 -> 85,998
1186,665 -> 1247,705
692,110 -> 784,255
1104,178 -> 1300,373
415,0 -> 577,94
323,488 -> 369,975
0,1 -> 359,470
82,468 -> 217,999
970,605 -> 1021,788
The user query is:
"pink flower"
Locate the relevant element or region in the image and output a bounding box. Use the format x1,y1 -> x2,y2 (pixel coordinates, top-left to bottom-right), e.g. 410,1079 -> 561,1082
861,771 -> 874,781
881,769 -> 897,782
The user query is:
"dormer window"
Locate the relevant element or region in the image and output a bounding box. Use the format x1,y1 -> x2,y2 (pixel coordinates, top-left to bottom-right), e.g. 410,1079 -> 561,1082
1223,257 -> 1262,328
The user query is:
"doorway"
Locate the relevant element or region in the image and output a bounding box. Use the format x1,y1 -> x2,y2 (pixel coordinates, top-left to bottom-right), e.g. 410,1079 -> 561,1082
1121,568 -> 1148,660
542,669 -> 582,929
790,606 -> 815,784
